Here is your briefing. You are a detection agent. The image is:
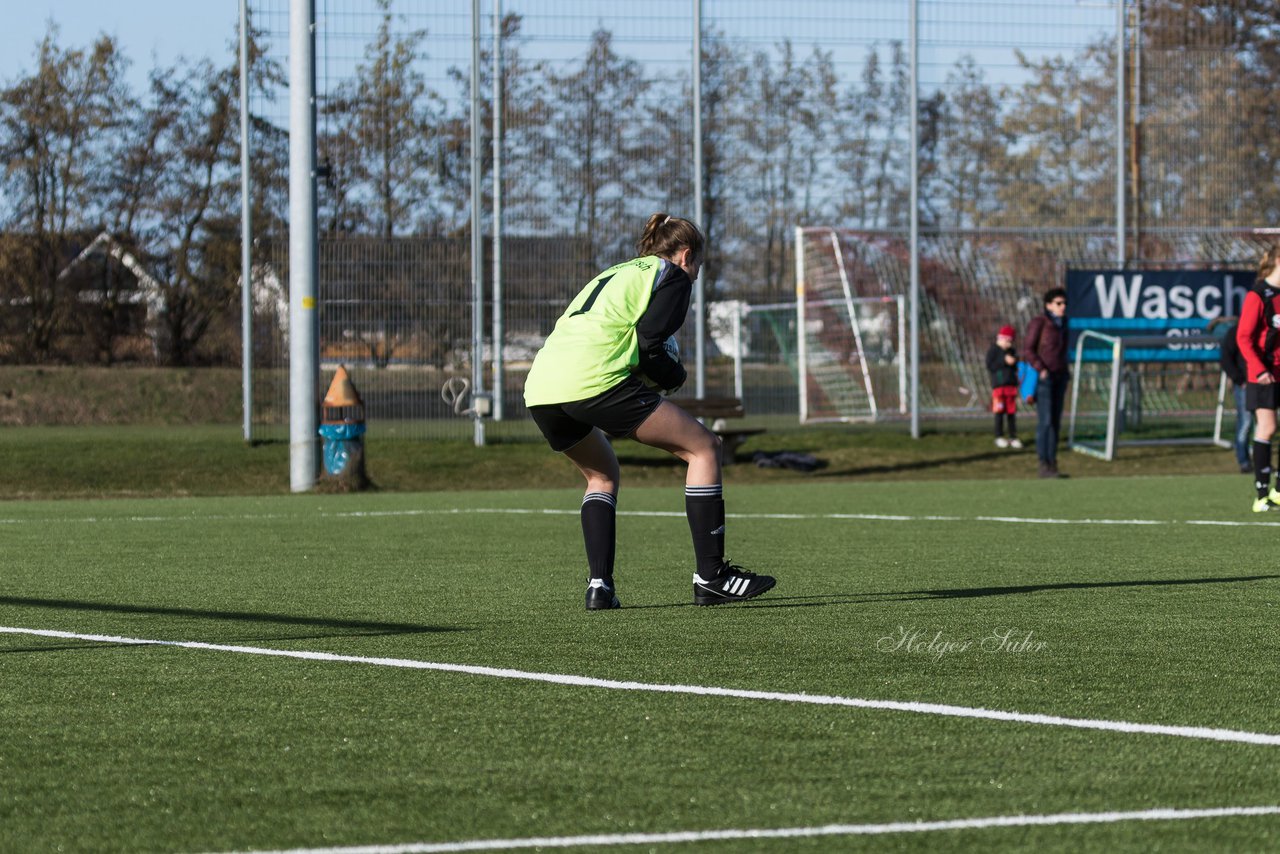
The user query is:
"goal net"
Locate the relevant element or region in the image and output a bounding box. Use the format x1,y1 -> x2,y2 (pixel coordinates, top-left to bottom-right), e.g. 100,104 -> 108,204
795,229 -> 907,422
1067,325 -> 1232,460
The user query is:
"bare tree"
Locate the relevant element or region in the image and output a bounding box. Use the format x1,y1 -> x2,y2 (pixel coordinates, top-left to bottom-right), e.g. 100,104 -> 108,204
547,29 -> 653,267
737,41 -> 839,297
322,0 -> 443,238
993,43 -> 1117,227
140,58 -> 240,365
0,26 -> 130,362
692,30 -> 751,302
935,57 -> 1007,228
834,48 -> 884,229
442,12 -> 552,237
1140,0 -> 1279,226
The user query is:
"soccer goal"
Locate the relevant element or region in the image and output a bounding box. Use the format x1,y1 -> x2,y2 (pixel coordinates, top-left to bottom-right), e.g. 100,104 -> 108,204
1067,325 -> 1233,460
795,228 -> 907,423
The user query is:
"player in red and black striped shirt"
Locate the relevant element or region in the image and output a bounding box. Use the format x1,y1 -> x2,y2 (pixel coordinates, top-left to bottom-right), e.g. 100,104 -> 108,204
1234,245 -> 1280,512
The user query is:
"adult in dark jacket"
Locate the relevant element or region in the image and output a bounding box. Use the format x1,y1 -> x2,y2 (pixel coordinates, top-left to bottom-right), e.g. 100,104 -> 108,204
1217,319 -> 1252,473
1023,287 -> 1069,478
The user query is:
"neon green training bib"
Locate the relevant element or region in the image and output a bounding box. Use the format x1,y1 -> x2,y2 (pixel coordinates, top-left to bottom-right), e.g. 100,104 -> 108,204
523,256 -> 665,406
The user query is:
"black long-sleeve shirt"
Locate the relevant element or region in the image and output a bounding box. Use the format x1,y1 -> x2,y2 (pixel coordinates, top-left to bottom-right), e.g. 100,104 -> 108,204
1220,323 -> 1249,386
986,343 -> 1018,388
634,261 -> 690,392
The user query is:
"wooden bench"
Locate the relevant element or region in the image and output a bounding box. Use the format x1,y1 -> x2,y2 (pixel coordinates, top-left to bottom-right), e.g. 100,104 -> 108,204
672,397 -> 766,465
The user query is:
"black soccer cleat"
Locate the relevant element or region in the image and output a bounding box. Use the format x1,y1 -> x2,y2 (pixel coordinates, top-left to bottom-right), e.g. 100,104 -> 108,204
585,578 -> 621,611
692,562 -> 776,606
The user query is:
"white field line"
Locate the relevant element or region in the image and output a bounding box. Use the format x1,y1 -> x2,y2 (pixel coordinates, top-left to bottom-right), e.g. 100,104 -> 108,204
215,805 -> 1280,853
3,625 -> 1279,748
5,506 -> 1280,528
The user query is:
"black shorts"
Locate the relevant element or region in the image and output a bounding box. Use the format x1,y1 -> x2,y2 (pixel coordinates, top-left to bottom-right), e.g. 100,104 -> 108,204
528,376 -> 664,452
1246,382 -> 1280,412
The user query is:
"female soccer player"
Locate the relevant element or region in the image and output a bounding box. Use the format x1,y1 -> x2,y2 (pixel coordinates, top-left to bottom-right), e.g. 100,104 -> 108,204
523,213 -> 776,610
1236,244 -> 1280,512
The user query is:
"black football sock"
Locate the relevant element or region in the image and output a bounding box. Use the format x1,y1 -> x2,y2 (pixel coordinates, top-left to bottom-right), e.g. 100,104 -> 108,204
685,484 -> 726,578
1253,440 -> 1272,498
581,491 -> 616,584
993,412 -> 1004,438
1007,414 -> 1017,437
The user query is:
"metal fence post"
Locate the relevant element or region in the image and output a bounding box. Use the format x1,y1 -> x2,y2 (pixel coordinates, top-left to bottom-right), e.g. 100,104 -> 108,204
693,0 -> 705,400
470,0 -> 487,446
240,0 -> 253,443
491,0 -> 505,421
908,0 -> 920,439
1116,0 -> 1126,267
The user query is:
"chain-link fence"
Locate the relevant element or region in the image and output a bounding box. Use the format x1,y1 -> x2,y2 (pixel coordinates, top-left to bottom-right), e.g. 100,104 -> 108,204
236,1 -> 1278,441
798,225 -> 1273,420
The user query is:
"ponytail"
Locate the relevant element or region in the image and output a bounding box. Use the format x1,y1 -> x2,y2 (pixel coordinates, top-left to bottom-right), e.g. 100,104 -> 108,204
637,213 -> 704,262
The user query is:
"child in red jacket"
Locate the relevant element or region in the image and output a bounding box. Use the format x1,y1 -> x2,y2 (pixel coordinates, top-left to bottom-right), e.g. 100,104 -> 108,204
985,325 -> 1023,449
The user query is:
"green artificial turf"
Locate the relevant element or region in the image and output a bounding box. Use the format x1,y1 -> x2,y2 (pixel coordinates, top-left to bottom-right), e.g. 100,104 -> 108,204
0,420 -> 1252,500
2,477 -> 1278,852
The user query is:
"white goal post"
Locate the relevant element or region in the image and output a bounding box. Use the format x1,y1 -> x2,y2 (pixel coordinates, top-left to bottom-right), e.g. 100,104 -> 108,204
795,228 -> 907,423
1068,329 -> 1233,461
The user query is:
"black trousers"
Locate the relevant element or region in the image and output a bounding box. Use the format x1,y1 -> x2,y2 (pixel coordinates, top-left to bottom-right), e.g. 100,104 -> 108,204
1035,371 -> 1069,463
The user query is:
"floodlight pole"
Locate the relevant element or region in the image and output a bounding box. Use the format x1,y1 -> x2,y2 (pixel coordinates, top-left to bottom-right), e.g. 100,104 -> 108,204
288,0 -> 319,491
239,0 -> 253,443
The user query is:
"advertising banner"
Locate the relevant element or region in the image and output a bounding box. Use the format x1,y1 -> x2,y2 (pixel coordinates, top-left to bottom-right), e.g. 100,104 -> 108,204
1063,269 -> 1254,361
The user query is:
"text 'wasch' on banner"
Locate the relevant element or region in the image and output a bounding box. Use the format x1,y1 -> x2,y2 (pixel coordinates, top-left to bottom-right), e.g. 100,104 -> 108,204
1064,269 -> 1255,362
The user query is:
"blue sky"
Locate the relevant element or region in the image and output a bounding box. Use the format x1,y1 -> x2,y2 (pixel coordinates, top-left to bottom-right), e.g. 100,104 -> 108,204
1,1 -> 241,91
2,1 -> 1117,98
